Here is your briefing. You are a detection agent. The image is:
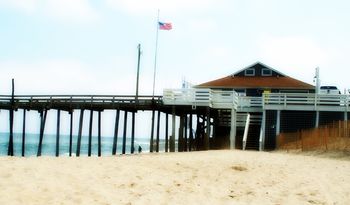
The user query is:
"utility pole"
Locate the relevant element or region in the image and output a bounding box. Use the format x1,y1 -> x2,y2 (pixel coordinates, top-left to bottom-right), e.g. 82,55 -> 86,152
135,44 -> 141,103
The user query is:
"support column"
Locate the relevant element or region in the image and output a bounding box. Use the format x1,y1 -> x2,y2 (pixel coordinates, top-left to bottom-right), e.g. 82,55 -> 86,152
131,112 -> 135,154
122,111 -> 128,154
112,109 -> 120,155
170,106 -> 176,152
21,109 -> 26,157
98,111 -> 102,157
37,110 -> 48,156
69,111 -> 73,157
184,114 -> 188,151
315,111 -> 320,128
260,110 -> 266,151
276,110 -> 281,136
189,113 -> 193,151
230,109 -> 237,149
344,112 -> 348,121
178,115 -> 184,152
204,108 -> 210,150
165,113 -> 169,152
55,109 -> 61,157
88,110 -> 93,156
150,109 -> 155,153
8,79 -> 15,156
76,109 -> 84,157
156,111 -> 161,152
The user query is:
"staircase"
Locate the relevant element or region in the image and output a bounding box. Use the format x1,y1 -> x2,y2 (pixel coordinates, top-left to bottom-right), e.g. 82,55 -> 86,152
242,114 -> 262,151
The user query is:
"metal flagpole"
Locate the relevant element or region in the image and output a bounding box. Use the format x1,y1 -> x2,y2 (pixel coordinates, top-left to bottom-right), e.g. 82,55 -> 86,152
152,9 -> 160,99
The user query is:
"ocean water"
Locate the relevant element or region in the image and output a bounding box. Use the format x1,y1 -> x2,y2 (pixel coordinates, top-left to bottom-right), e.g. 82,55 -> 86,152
0,132 -> 166,156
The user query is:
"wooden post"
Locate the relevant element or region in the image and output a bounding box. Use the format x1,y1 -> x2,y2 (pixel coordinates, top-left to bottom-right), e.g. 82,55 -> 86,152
37,110 -> 48,156
165,113 -> 169,152
76,109 -> 84,157
122,111 -> 128,154
315,111 -> 320,128
69,111 -> 73,157
21,109 -> 26,157
178,115 -> 184,152
131,112 -> 135,154
195,115 -> 200,150
112,109 -> 120,155
184,114 -> 188,151
230,109 -> 237,149
55,109 -> 61,157
170,106 -> 176,152
98,111 -> 102,157
150,109 -> 155,152
88,110 -> 94,156
276,110 -> 281,136
189,113 -> 193,151
156,110 -> 161,152
204,108 -> 211,150
8,79 -> 15,156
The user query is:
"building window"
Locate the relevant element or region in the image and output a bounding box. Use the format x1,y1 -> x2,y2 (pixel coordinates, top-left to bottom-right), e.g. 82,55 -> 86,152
262,68 -> 272,76
245,69 -> 255,76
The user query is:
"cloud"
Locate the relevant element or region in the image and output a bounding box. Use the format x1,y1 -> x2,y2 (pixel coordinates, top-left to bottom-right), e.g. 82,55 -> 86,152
105,0 -> 219,15
258,36 -> 330,74
0,0 -> 38,13
0,0 -> 99,23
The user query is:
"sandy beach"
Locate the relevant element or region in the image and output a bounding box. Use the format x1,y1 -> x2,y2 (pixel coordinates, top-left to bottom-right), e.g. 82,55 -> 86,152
0,150 -> 349,205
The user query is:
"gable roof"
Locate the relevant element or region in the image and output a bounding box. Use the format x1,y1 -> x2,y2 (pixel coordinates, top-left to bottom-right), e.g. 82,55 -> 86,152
231,61 -> 287,77
197,62 -> 315,90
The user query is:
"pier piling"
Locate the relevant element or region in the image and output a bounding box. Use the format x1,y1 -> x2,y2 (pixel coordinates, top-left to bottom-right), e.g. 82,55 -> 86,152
88,110 -> 93,156
131,111 -> 135,154
122,111 -> 128,154
156,111 -> 160,152
150,109 -> 155,152
21,109 -> 26,157
112,109 -> 120,155
76,109 -> 84,157
98,111 -> 102,157
165,113 -> 169,152
37,110 -> 48,156
69,111 -> 73,157
55,109 -> 61,157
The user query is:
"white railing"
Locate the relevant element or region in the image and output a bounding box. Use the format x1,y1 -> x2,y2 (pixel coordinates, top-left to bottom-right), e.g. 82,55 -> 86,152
264,93 -> 350,109
163,89 -> 350,111
163,88 -> 239,109
242,114 -> 251,150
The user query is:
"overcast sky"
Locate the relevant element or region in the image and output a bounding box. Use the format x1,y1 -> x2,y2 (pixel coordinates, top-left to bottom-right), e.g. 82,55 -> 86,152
0,0 -> 350,137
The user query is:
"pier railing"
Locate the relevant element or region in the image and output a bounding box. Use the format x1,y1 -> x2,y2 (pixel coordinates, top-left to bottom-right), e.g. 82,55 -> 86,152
0,95 -> 162,110
163,89 -> 239,109
264,93 -> 350,111
163,88 -> 350,112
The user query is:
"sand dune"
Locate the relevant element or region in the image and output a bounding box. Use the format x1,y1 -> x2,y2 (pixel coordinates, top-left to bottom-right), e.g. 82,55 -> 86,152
0,150 -> 349,205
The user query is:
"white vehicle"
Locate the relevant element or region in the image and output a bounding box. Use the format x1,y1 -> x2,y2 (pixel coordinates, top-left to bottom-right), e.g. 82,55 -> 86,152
319,86 -> 341,95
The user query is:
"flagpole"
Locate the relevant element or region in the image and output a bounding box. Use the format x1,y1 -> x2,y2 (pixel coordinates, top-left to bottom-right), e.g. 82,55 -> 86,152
152,9 -> 160,99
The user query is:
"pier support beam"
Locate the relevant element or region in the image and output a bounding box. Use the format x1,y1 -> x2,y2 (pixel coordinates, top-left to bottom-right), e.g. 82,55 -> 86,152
315,111 -> 320,128
37,110 -> 48,156
8,79 -> 15,156
76,109 -> 84,157
88,110 -> 93,157
178,115 -> 184,152
122,111 -> 128,154
344,112 -> 348,121
156,111 -> 161,152
184,114 -> 188,151
112,109 -> 120,155
21,109 -> 26,157
230,108 -> 237,149
260,110 -> 266,151
150,109 -> 155,153
170,106 -> 176,152
276,110 -> 281,136
165,113 -> 169,152
204,108 -> 210,150
189,113 -> 193,151
55,109 -> 61,157
131,112 -> 135,154
69,111 -> 73,157
98,111 -> 102,157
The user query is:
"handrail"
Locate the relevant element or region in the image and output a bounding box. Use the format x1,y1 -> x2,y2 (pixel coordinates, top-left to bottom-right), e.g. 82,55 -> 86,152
242,113 -> 250,150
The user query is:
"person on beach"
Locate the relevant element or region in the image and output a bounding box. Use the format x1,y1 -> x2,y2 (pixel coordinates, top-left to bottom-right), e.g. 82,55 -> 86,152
138,145 -> 142,153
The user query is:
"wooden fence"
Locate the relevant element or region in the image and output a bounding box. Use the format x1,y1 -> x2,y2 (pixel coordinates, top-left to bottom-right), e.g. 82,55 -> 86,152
277,121 -> 350,151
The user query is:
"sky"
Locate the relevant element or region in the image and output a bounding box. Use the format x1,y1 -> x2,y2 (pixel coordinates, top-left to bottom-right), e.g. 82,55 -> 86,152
0,0 -> 350,137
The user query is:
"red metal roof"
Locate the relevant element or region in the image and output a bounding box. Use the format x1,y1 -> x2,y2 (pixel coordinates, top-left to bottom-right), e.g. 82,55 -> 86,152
197,76 -> 315,89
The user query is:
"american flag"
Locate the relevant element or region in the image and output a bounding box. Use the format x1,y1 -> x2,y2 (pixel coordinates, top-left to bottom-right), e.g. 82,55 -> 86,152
159,22 -> 172,30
